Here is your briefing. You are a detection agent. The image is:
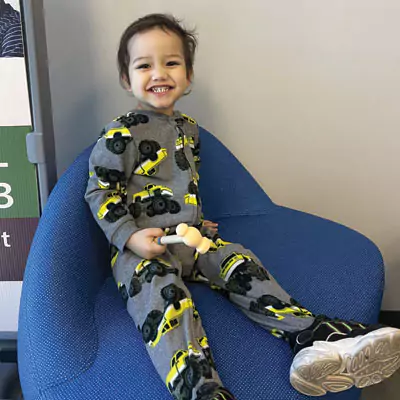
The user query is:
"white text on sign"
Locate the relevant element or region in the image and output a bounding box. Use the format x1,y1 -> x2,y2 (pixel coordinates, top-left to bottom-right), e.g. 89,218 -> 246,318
1,232 -> 11,248
0,162 -> 14,209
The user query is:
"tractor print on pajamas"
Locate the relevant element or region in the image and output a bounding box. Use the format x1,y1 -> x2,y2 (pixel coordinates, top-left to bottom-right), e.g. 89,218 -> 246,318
166,337 -> 215,400
249,294 -> 313,320
219,252 -> 270,295
94,166 -> 127,193
102,126 -> 133,155
115,112 -> 149,128
134,139 -> 168,177
141,284 -> 198,348
130,184 -> 181,218
128,258 -> 179,297
97,191 -> 127,223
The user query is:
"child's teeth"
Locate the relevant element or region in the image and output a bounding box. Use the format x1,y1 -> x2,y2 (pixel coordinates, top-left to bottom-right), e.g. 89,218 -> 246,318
153,87 -> 169,93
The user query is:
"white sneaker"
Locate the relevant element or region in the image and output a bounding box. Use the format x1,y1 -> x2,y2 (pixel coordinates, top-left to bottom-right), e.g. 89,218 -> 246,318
289,317 -> 400,396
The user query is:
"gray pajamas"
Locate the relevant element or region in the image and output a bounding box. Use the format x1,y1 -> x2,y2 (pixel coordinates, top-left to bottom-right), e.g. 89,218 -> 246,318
85,109 -> 315,400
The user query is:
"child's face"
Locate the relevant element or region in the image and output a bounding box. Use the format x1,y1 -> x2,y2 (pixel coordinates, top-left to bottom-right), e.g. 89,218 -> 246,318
124,28 -> 191,116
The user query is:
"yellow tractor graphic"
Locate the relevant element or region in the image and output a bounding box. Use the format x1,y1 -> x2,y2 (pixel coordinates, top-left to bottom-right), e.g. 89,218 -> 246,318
102,127 -> 132,154
97,192 -> 127,222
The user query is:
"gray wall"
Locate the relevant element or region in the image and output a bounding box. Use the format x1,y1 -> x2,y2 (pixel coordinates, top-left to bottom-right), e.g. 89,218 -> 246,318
43,0 -> 400,310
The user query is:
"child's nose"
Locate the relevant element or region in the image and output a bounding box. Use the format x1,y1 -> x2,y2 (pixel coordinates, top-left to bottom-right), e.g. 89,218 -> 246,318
152,65 -> 167,80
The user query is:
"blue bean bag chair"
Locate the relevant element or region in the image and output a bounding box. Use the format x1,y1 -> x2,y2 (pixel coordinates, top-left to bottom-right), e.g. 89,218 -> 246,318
18,127 -> 384,400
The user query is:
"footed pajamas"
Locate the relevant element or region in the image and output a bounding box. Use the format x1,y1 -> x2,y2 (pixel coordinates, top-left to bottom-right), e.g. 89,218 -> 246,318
85,109 -> 315,400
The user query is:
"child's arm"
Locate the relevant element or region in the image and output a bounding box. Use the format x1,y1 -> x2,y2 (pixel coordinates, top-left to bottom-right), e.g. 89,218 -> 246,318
84,122 -> 165,258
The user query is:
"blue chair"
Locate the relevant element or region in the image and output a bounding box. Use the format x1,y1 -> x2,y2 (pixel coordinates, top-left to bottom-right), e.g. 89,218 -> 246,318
18,127 -> 384,400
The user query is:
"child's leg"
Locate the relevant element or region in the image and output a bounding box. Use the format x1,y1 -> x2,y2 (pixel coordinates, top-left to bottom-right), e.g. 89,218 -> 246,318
113,247 -> 235,400
194,240 -> 315,339
195,236 -> 400,397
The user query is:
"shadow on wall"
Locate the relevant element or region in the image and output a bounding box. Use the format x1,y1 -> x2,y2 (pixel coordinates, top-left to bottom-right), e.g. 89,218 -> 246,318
179,77 -> 218,137
43,0 -> 104,177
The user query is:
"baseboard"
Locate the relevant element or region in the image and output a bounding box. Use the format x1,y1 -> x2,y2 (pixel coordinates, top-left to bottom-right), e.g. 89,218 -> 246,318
379,311 -> 400,328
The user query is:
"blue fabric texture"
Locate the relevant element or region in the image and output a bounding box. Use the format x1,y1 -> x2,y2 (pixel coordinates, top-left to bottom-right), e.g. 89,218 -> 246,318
18,128 -> 384,400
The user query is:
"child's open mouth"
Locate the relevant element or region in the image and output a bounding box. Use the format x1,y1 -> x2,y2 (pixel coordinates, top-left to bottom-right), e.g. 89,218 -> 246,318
149,86 -> 173,94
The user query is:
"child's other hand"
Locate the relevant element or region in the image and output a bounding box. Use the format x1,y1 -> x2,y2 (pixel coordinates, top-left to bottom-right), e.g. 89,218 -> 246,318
126,228 -> 166,259
203,220 -> 218,233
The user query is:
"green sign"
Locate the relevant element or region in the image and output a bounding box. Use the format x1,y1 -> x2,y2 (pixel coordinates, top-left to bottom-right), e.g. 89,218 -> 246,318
0,126 -> 40,281
0,126 -> 40,218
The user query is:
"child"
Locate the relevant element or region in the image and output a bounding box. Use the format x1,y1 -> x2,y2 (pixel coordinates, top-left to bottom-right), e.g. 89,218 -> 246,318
85,13 -> 400,400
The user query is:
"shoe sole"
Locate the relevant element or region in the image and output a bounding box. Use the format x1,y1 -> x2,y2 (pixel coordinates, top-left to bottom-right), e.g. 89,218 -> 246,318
289,327 -> 400,396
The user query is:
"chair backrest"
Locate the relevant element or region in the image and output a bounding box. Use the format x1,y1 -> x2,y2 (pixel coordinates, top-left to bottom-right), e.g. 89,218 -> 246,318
198,127 -> 274,220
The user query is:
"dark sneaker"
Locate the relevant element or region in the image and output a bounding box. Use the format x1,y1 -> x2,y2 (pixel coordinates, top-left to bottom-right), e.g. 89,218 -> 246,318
289,315 -> 400,396
196,382 -> 236,400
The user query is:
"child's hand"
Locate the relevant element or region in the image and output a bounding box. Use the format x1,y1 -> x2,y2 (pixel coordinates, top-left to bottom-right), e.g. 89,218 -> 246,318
203,220 -> 218,234
126,228 -> 167,259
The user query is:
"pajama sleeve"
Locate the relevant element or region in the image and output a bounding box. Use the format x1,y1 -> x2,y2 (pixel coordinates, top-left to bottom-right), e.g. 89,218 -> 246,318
85,121 -> 140,252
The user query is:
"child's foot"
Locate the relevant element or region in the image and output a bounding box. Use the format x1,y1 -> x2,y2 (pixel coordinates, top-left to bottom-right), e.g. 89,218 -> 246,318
288,315 -> 400,397
195,382 -> 236,400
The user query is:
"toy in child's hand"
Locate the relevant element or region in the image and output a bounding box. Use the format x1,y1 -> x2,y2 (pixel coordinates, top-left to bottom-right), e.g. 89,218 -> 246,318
155,223 -> 211,254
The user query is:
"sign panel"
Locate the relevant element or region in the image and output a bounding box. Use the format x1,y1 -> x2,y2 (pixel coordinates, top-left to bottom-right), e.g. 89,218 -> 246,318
0,0 -> 40,334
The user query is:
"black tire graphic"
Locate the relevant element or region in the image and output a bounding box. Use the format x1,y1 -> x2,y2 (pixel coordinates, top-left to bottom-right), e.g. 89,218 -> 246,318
129,277 -> 142,297
149,262 -> 164,276
142,310 -> 163,343
137,114 -> 149,123
94,166 -> 107,178
259,295 -> 283,309
119,284 -> 128,301
139,140 -> 158,161
199,359 -> 212,379
129,203 -> 142,218
169,200 -> 181,214
111,138 -> 126,154
146,206 -> 155,217
183,360 -> 201,388
161,284 -> 179,302
175,150 -> 190,170
113,205 -> 126,217
153,197 -> 167,214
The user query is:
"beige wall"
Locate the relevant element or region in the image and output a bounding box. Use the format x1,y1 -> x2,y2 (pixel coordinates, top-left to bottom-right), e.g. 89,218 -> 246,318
43,0 -> 400,309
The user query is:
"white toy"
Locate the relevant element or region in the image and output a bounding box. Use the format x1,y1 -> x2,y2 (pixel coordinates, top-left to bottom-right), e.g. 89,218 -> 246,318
155,223 -> 211,254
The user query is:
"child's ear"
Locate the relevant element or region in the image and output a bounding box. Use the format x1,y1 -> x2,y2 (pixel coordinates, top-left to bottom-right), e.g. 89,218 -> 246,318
186,72 -> 193,86
187,70 -> 194,85
121,74 -> 132,91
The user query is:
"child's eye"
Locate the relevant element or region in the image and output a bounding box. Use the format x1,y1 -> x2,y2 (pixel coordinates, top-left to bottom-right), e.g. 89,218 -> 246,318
137,64 -> 150,69
167,61 -> 180,66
